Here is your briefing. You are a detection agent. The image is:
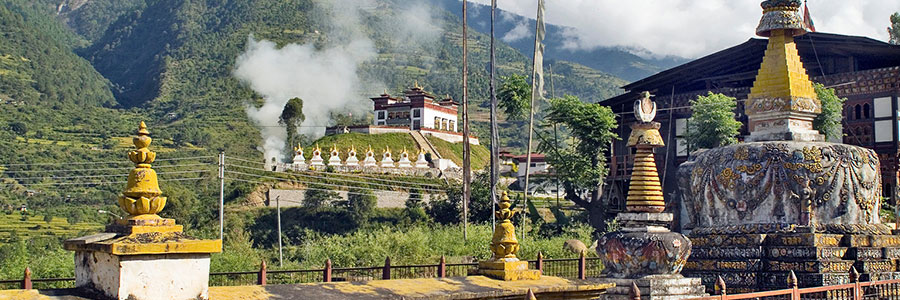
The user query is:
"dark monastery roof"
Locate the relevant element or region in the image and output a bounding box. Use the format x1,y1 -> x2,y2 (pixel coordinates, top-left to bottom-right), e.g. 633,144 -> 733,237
600,32 -> 900,107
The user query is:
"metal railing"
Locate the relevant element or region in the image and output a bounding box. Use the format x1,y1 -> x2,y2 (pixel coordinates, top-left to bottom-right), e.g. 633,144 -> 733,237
2,252 -> 598,289
687,268 -> 900,300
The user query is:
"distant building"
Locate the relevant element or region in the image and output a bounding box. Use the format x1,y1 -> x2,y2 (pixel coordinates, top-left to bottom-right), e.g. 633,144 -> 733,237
510,153 -> 564,198
372,83 -> 459,132
325,83 -> 479,145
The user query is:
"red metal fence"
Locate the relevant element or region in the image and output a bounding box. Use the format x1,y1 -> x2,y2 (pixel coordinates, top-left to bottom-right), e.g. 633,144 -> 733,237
687,268 -> 900,300
1,252 -> 600,290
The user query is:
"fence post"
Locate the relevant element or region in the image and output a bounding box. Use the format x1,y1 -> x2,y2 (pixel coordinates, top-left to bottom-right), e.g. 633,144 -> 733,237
382,257 -> 391,280
630,282 -> 641,300
850,266 -> 860,300
788,270 -> 799,300
257,260 -> 267,286
22,267 -> 32,290
536,251 -> 543,273
324,259 -> 332,282
438,255 -> 446,278
578,250 -> 586,280
714,275 -> 726,299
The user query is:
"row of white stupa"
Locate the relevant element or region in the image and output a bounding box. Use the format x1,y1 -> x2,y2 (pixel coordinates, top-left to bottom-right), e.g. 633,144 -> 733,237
291,145 -> 430,168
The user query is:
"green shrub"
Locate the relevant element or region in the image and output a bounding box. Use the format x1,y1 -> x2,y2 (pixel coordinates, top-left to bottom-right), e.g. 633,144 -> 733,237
685,92 -> 742,151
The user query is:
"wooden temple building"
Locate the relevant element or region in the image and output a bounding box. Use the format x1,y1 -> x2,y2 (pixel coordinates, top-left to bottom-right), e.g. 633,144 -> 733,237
599,32 -> 900,229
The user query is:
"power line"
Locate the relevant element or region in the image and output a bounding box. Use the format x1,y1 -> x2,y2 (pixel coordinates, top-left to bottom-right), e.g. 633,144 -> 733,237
225,164 -> 445,193
2,163 -> 213,174
0,155 -> 215,167
224,170 -> 444,194
7,177 -> 208,187
226,163 -> 445,190
226,177 -> 430,202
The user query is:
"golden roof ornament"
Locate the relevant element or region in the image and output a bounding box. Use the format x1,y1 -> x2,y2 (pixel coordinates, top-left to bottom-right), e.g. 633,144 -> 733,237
118,121 -> 167,218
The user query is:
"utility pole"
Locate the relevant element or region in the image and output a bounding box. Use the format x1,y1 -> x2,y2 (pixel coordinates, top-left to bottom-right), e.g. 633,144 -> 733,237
461,0 -> 471,240
489,0 -> 499,231
276,196 -> 284,267
218,152 -> 225,241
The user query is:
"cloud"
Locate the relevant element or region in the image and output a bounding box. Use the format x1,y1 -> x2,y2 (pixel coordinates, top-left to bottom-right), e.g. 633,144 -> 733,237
502,20 -> 531,42
469,0 -> 900,58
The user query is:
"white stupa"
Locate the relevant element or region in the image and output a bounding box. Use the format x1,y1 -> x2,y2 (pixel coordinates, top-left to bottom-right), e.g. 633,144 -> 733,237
346,147 -> 360,166
380,147 -> 395,168
363,146 -> 378,167
327,144 -> 342,167
291,144 -> 306,168
397,148 -> 413,168
415,150 -> 430,168
309,144 -> 324,167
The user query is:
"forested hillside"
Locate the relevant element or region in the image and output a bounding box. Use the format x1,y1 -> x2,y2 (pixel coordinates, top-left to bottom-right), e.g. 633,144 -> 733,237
0,0 -> 628,223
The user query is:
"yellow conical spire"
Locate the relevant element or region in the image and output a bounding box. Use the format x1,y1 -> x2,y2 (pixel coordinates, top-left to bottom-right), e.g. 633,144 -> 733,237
119,122 -> 167,218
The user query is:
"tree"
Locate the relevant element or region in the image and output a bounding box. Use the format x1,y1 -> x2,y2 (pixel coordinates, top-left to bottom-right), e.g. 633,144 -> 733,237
279,97 -> 305,154
813,83 -> 846,142
347,187 -> 377,226
304,184 -> 339,207
9,122 -> 26,136
498,74 -> 532,121
404,188 -> 429,223
684,92 -> 742,151
538,95 -> 618,233
890,12 -> 900,45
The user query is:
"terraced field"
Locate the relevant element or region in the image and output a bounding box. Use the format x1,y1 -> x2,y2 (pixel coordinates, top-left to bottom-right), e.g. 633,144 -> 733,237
0,214 -> 102,241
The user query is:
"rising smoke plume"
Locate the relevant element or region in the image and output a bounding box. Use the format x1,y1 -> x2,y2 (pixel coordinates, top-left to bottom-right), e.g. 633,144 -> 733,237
233,0 -> 378,162
233,0 -> 442,162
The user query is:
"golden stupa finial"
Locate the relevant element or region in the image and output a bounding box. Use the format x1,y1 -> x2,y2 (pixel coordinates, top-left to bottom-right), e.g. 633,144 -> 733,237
119,121 -> 166,218
414,80 -> 420,89
367,145 -> 373,153
331,143 -> 338,153
350,145 -> 356,153
314,143 -> 321,152
490,191 -> 518,260
294,143 -> 303,153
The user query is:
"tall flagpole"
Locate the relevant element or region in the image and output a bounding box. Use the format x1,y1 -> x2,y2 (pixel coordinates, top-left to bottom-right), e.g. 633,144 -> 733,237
489,0 -> 499,231
523,0 -> 546,240
461,0 -> 471,240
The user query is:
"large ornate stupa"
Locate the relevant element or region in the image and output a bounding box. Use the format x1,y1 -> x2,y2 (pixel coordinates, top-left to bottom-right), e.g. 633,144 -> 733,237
679,0 -> 894,292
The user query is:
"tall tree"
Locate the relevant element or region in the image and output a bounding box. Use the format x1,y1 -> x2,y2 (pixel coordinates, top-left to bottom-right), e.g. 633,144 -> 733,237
684,92 -> 742,151
497,74 -> 532,121
813,83 -> 846,142
889,12 -> 900,45
538,95 -> 618,233
279,97 -> 305,155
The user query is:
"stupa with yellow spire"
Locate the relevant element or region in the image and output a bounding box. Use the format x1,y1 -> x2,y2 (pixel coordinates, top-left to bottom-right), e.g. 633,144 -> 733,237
64,122 -> 221,300
474,191 -> 542,281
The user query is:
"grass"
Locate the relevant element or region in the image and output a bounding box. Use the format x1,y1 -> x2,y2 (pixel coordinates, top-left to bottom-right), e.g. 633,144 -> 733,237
425,136 -> 490,170
311,132 -> 420,161
0,214 -> 102,241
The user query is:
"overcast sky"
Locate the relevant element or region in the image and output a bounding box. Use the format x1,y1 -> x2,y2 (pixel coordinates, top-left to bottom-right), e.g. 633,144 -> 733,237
468,0 -> 900,59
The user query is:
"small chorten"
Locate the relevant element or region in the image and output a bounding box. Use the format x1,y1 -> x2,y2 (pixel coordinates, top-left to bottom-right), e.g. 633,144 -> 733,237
476,191 -> 541,280
625,92 -> 666,213
346,146 -> 360,166
292,143 -> 307,167
380,147 -> 395,168
64,122 -> 221,300
363,146 -> 378,167
744,0 -> 823,142
328,144 -> 342,166
397,148 -> 413,168
415,150 -> 430,168
310,143 -> 324,167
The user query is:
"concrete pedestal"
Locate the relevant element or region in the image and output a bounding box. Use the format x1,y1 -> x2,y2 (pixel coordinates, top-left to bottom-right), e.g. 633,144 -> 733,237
600,275 -> 707,300
74,251 -> 211,300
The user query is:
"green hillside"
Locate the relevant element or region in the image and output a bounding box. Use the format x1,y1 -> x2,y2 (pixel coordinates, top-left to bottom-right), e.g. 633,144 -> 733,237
0,214 -> 102,242
312,132 -> 489,170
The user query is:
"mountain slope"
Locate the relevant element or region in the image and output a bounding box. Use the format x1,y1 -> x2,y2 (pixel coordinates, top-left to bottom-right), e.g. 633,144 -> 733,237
0,1 -> 114,106
432,0 -> 687,81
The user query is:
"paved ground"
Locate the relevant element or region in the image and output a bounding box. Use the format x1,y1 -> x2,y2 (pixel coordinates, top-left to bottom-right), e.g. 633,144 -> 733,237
0,276 -> 614,300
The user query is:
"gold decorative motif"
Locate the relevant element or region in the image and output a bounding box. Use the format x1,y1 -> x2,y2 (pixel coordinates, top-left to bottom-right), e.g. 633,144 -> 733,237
118,122 -> 167,218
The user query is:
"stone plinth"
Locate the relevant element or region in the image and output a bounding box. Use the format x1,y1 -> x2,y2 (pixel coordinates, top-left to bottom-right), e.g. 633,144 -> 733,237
683,224 -> 900,292
600,275 -> 707,300
65,219 -> 221,300
678,142 -> 882,229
